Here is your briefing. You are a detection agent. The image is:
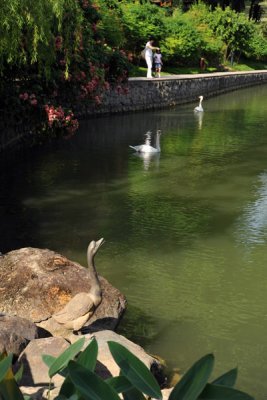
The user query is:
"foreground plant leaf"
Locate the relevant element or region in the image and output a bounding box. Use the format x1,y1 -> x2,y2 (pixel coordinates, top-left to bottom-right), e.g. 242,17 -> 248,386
211,368 -> 238,387
108,341 -> 162,400
68,360 -> 120,400
42,354 -> 56,369
0,357 -> 24,400
198,383 -> 254,399
106,376 -> 133,393
14,364 -> 24,384
122,387 -> 146,400
77,337 -> 98,371
0,354 -> 12,382
59,337 -> 98,398
169,354 -> 214,400
59,376 -> 76,398
48,337 -> 85,378
42,355 -> 69,378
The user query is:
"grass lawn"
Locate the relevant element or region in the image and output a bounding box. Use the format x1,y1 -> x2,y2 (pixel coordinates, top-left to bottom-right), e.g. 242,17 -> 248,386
129,59 -> 267,77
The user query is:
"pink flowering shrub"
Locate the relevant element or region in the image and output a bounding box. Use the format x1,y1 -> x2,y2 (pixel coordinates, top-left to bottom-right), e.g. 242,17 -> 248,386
44,105 -> 79,137
19,92 -> 38,106
1,0 -> 130,143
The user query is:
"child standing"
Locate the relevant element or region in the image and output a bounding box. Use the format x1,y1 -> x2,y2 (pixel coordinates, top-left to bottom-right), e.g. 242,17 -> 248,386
154,49 -> 163,78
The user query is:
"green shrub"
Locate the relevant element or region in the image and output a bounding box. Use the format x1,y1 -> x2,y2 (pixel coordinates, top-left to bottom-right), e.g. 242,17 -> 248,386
245,27 -> 267,61
161,10 -> 202,65
119,1 -> 166,53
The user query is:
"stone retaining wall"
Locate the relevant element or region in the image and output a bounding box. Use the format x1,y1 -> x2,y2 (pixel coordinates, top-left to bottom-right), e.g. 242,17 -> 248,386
81,70 -> 267,115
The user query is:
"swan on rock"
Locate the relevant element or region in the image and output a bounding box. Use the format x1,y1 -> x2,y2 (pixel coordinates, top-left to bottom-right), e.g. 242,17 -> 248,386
130,130 -> 161,153
52,238 -> 104,331
194,96 -> 204,112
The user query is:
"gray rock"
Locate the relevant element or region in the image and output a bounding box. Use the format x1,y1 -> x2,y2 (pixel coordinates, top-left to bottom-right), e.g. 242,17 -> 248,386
0,247 -> 126,336
72,330 -> 165,382
16,332 -> 166,399
15,337 -> 69,392
0,314 -> 38,356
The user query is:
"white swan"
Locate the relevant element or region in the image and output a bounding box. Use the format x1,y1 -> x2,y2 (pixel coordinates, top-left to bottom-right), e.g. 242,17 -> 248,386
129,131 -> 152,152
130,130 -> 161,153
194,96 -> 204,112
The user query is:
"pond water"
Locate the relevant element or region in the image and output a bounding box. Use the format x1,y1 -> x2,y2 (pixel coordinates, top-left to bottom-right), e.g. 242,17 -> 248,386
1,84 -> 267,398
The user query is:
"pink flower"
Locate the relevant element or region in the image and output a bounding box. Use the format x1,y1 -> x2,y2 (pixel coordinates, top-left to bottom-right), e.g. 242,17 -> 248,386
20,92 -> 29,100
94,95 -> 102,105
30,99 -> 38,106
82,0 -> 89,8
55,36 -> 63,50
104,81 -> 110,90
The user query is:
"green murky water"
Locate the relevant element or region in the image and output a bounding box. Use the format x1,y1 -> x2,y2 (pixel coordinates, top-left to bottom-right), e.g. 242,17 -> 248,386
1,85 -> 267,398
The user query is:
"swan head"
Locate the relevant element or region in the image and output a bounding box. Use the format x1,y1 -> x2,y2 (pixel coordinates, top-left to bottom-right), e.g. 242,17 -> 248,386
87,238 -> 105,257
199,96 -> 204,101
156,129 -> 162,135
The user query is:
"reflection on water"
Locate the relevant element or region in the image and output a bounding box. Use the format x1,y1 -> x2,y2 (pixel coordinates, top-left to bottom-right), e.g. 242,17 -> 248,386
2,85 -> 267,398
194,111 -> 204,130
236,171 -> 267,246
133,151 -> 161,171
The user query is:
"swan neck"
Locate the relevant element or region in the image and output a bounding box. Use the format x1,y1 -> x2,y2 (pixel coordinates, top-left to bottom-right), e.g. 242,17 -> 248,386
155,133 -> 161,151
87,250 -> 102,305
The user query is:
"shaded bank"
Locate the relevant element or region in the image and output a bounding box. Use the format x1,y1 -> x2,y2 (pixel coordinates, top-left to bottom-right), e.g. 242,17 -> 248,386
1,70 -> 267,151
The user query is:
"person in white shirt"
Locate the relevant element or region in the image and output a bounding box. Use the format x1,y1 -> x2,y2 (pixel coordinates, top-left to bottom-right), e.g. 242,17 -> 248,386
145,39 -> 159,78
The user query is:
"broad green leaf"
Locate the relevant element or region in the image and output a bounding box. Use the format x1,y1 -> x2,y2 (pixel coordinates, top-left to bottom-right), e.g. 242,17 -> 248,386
68,395 -> 80,400
122,387 -> 146,400
198,383 -> 254,399
55,395 -> 79,400
106,376 -> 133,393
48,337 -> 85,378
0,354 -> 6,362
108,341 -> 162,400
77,337 -> 98,371
59,376 -> 76,398
212,368 -> 238,388
42,355 -> 68,377
23,396 -> 32,400
0,362 -> 24,400
14,364 -> 24,384
68,360 -> 120,400
0,354 -> 12,382
42,354 -> 56,369
169,354 -> 214,400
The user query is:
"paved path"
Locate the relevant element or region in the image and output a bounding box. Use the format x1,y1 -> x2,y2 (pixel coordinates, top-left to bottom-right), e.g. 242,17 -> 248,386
129,70 -> 267,81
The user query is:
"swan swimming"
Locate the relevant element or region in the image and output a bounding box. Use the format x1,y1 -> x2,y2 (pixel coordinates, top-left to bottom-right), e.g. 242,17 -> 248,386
194,96 -> 204,112
130,130 -> 161,153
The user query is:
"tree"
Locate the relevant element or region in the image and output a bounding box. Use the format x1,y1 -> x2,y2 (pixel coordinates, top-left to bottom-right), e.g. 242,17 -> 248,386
207,6 -> 255,61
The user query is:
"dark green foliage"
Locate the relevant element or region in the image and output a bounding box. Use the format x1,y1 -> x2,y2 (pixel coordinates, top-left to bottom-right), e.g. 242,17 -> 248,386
168,354 -> 214,400
0,337 -> 255,400
108,340 -> 162,399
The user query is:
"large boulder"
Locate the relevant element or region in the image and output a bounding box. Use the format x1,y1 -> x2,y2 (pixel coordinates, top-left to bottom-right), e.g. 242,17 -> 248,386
76,330 -> 165,383
0,313 -> 38,357
16,332 -> 166,399
15,337 -> 69,399
0,247 -> 126,336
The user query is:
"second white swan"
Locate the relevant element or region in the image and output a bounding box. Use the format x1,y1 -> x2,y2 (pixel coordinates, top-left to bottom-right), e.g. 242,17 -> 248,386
130,130 -> 161,153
